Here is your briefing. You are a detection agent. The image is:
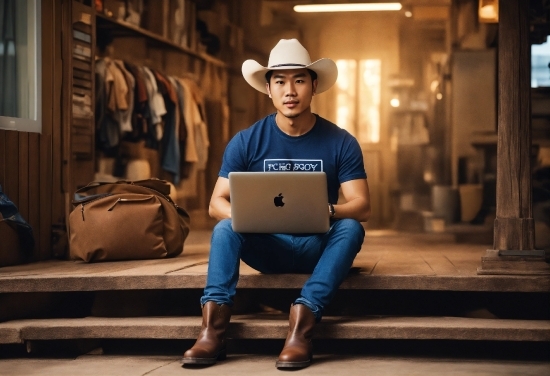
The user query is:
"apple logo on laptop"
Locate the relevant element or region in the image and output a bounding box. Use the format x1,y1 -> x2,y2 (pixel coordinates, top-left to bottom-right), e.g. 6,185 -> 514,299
274,193 -> 285,207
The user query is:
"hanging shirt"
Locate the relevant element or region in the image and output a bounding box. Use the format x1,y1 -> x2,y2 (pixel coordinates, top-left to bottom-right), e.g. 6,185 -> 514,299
113,60 -> 135,133
142,66 -> 167,127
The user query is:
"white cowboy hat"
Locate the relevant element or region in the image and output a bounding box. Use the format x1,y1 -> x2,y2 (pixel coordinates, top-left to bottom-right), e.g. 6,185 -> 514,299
242,39 -> 338,95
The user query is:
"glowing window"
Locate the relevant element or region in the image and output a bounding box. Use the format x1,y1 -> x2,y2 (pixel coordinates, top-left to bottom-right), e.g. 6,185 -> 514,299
532,41 -> 550,88
335,60 -> 357,135
335,59 -> 381,143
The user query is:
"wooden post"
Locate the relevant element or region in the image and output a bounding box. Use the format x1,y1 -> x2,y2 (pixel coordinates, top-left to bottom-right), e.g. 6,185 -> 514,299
477,0 -> 549,275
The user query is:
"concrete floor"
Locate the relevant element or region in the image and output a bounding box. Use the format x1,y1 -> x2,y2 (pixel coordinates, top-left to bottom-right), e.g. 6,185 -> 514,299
1,353 -> 549,376
2,339 -> 549,376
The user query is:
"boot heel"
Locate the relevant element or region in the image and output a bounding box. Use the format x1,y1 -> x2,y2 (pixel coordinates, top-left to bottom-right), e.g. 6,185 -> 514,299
217,348 -> 227,361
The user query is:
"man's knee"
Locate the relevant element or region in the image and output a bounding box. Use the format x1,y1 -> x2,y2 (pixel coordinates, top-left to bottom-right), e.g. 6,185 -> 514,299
212,219 -> 239,240
334,218 -> 365,240
213,218 -> 233,232
331,219 -> 365,256
211,219 -> 243,249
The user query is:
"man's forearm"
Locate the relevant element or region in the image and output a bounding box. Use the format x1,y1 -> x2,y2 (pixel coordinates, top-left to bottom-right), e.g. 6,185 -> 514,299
333,198 -> 371,222
209,197 -> 232,220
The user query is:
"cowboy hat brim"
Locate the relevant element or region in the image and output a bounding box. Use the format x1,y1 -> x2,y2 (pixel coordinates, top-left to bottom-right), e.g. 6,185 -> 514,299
242,58 -> 338,95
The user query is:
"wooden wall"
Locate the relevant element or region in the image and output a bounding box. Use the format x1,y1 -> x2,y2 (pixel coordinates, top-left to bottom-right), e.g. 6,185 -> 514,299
0,0 -> 65,261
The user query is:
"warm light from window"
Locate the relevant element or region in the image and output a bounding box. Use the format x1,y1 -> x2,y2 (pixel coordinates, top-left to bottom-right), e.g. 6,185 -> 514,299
294,3 -> 402,13
335,60 -> 357,135
335,59 -> 381,143
358,60 -> 381,143
478,0 -> 498,23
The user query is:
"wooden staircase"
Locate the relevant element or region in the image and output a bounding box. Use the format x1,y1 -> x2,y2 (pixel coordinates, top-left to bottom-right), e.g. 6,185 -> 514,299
1,229 -> 549,351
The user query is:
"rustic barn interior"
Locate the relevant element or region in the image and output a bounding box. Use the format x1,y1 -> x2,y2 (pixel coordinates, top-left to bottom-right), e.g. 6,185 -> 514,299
0,0 -> 549,364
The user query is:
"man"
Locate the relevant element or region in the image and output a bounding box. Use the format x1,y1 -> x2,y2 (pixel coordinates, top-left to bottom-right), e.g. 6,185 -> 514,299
182,39 -> 371,369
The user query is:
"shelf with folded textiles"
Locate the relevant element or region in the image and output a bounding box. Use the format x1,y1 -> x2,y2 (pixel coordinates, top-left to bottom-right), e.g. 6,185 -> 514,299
95,13 -> 226,68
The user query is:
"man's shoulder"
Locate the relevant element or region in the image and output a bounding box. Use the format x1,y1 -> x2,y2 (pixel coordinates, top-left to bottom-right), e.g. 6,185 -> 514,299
240,113 -> 274,134
315,114 -> 335,126
252,113 -> 275,128
314,115 -> 354,138
228,114 -> 274,147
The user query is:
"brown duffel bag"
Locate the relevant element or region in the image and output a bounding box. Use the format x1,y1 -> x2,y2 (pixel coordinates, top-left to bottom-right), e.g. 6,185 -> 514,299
68,178 -> 190,262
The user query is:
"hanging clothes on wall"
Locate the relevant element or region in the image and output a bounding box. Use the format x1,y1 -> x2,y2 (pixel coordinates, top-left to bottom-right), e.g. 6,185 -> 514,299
173,77 -> 188,166
112,60 -> 135,134
142,66 -> 167,144
123,61 -> 150,142
177,76 -> 210,198
105,58 -> 129,117
94,56 -> 209,193
95,58 -> 120,151
182,77 -> 210,171
153,69 -> 180,183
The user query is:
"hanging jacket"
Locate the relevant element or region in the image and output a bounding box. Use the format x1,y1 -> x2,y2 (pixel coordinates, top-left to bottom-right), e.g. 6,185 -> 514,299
0,184 -> 34,254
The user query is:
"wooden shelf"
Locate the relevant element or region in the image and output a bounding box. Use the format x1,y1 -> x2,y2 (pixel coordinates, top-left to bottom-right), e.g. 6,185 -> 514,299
95,13 -> 226,67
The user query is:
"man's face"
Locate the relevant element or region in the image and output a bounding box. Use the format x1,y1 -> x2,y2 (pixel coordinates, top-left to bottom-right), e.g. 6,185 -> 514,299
266,69 -> 318,119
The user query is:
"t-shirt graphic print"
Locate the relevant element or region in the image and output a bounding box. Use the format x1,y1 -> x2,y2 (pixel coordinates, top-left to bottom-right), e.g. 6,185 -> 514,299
264,159 -> 323,172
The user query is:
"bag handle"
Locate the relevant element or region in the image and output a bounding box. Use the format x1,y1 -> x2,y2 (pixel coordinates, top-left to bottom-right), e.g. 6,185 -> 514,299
75,178 -> 171,197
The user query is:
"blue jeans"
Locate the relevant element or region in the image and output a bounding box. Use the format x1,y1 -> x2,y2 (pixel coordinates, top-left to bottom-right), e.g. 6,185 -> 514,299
200,218 -> 365,321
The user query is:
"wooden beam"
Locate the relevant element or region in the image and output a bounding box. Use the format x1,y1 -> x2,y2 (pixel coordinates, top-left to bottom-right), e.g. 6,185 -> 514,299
479,0 -> 549,275
494,0 -> 534,251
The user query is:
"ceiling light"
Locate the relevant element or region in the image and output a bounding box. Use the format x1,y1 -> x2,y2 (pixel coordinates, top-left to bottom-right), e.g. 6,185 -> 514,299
390,98 -> 400,107
294,3 -> 403,13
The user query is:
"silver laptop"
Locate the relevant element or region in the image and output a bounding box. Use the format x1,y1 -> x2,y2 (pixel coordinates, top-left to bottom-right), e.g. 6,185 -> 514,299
229,172 -> 330,233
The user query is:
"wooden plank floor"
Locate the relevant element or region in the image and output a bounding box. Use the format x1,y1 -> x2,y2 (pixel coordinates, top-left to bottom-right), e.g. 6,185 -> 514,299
1,229 -> 549,293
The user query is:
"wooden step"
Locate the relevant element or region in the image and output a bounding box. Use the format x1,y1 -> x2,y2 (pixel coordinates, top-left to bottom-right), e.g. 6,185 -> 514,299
1,255 -> 549,293
1,315 -> 549,344
1,265 -> 548,293
1,230 -> 548,293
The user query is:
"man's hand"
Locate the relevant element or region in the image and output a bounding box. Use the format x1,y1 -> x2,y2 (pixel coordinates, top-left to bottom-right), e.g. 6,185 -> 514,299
209,177 -> 232,220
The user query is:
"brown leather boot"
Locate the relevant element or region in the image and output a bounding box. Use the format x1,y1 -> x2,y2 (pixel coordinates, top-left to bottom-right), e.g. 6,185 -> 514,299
276,303 -> 316,369
182,301 -> 231,365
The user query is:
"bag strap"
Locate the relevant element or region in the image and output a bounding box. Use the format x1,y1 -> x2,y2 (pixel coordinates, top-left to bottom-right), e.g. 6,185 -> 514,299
132,179 -> 171,196
75,178 -> 171,197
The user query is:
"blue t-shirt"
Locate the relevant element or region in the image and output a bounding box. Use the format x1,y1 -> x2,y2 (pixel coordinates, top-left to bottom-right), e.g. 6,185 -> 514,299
219,113 -> 367,203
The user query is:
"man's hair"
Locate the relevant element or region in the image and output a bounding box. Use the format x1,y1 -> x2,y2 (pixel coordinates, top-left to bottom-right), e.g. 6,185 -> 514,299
265,69 -> 318,84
